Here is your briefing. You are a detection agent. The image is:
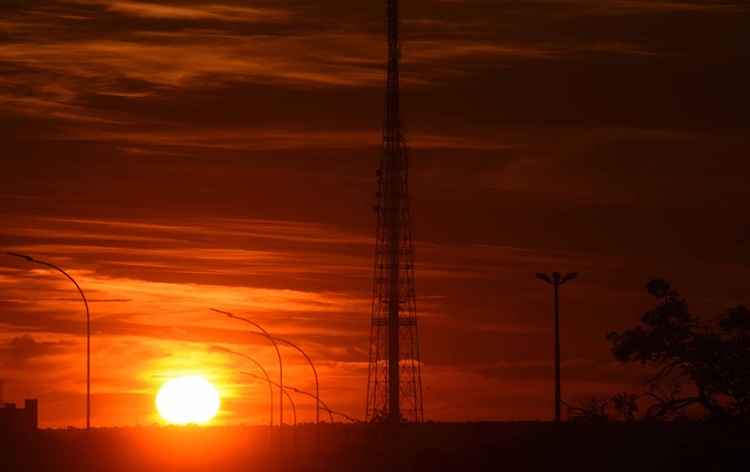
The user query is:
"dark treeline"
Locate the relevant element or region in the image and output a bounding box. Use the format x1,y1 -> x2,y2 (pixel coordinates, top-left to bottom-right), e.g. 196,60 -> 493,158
2,422 -> 748,472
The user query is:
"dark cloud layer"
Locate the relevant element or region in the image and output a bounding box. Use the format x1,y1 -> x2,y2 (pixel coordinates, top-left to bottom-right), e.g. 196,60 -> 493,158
0,335 -> 72,368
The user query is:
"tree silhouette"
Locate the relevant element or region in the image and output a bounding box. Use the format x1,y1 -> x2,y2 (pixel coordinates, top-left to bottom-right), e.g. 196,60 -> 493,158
607,279 -> 750,421
610,393 -> 639,422
567,397 -> 610,423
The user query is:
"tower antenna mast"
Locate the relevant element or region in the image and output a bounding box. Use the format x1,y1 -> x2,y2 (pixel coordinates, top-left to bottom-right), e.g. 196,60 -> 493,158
366,0 -> 424,424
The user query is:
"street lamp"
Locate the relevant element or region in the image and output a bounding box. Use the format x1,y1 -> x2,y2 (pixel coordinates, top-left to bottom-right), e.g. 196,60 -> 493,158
211,346 -> 274,430
8,252 -> 91,430
211,309 -> 284,457
212,310 -> 322,466
536,271 -> 577,423
270,336 -> 320,463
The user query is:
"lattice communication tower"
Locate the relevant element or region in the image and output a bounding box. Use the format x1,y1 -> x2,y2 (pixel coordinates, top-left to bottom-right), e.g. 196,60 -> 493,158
365,0 -> 424,423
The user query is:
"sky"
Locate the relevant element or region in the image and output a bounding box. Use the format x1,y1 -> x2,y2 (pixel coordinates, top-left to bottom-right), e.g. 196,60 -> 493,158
1,0 -> 749,427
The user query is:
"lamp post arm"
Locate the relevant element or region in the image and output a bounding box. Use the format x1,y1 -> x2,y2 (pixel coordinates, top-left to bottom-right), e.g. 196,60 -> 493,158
7,253 -> 90,316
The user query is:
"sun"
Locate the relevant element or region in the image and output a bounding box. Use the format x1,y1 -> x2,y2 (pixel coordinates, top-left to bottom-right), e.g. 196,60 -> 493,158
156,375 -> 221,425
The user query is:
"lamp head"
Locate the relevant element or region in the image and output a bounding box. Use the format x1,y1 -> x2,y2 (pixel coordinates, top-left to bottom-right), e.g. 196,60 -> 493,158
562,273 -> 578,284
536,273 -> 552,284
210,308 -> 233,317
8,252 -> 34,262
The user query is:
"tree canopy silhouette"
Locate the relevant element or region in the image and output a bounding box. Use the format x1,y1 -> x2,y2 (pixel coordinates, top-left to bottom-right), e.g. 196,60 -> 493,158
607,279 -> 750,421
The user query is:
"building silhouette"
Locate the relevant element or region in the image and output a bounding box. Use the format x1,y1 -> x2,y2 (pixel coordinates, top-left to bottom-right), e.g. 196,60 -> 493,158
0,400 -> 38,433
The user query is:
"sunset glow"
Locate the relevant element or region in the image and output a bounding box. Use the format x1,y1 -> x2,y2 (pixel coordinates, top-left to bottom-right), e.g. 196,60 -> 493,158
0,0 -> 748,429
156,376 -> 220,425
0,0 -> 747,468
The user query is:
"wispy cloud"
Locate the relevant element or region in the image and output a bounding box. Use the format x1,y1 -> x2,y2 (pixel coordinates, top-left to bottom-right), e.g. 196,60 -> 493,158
104,1 -> 290,22
0,0 -> 663,129
57,127 -> 514,150
528,0 -> 743,15
0,334 -> 73,368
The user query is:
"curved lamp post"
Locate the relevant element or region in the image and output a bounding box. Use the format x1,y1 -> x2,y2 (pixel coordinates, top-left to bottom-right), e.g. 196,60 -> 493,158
536,271 -> 577,423
8,252 -> 91,430
271,335 -> 320,459
212,345 -> 274,447
211,309 -> 284,454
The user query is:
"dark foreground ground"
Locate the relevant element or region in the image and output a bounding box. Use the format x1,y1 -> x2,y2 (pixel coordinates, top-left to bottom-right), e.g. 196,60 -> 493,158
2,422 -> 748,471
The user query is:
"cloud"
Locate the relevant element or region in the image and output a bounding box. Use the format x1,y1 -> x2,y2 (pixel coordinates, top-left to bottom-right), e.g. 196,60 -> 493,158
5,216 -> 372,246
55,127 -> 514,151
0,334 -> 72,367
104,1 -> 290,22
0,0 -> 671,130
575,0 -> 741,15
515,0 -> 742,17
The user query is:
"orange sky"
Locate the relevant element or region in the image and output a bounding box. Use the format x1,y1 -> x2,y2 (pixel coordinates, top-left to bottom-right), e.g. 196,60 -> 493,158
1,0 -> 749,427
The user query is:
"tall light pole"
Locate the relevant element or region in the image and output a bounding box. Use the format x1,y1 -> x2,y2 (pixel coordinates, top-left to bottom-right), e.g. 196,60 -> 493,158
271,336 -> 320,465
212,345 -> 275,448
8,252 -> 91,430
211,309 -> 284,458
536,271 -> 577,423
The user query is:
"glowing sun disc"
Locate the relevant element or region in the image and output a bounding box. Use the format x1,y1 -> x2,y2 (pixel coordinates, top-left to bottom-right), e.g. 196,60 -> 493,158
156,375 -> 220,425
